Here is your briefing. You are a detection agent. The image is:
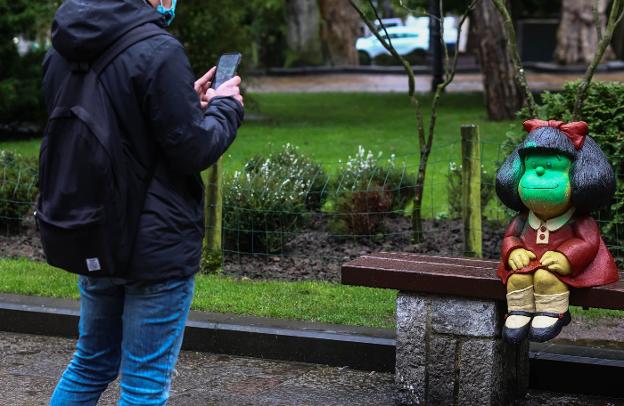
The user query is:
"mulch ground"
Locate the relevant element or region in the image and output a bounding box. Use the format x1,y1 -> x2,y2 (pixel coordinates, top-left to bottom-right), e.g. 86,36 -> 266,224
0,216 -> 43,261
1,215 -> 504,282
221,215 -> 503,282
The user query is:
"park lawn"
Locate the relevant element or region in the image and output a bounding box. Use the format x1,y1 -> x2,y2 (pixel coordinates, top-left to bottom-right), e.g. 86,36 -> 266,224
0,258 -> 396,329
0,92 -> 514,218
0,258 -> 621,328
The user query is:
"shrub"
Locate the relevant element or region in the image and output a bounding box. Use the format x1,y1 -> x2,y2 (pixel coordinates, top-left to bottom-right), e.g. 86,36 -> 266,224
174,0 -> 287,73
332,184 -> 393,237
245,144 -> 328,210
0,150 -> 38,231
516,81 -> 624,261
447,161 -> 496,219
330,146 -> 415,236
0,1 -> 54,127
0,73 -> 47,127
223,149 -> 313,254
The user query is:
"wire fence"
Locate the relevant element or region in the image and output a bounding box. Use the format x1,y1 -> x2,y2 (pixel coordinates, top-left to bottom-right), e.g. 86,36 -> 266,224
1,141 -> 623,281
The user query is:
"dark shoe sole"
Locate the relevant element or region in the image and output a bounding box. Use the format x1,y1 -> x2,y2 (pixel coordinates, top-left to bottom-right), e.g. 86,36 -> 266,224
503,323 -> 531,344
529,312 -> 571,343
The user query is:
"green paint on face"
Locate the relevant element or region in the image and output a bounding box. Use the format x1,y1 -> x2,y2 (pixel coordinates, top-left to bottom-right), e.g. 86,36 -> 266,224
518,151 -> 572,219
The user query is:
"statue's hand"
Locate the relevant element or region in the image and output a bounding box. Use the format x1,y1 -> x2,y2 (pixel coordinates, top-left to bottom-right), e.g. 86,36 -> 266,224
508,248 -> 537,270
540,251 -> 572,275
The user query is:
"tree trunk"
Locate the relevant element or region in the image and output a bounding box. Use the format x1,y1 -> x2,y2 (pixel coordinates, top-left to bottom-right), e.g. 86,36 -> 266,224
318,0 -> 360,66
285,0 -> 323,66
472,0 -> 524,121
429,0 -> 444,92
555,0 -> 615,65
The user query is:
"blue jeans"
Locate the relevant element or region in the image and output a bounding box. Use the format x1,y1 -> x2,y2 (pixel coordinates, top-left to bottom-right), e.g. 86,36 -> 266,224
50,275 -> 195,405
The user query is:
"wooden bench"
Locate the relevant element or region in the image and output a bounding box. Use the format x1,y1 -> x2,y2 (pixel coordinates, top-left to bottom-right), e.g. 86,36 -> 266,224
342,252 -> 624,405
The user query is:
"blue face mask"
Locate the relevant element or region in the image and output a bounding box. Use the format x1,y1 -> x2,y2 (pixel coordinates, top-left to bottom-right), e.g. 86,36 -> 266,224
156,0 -> 177,27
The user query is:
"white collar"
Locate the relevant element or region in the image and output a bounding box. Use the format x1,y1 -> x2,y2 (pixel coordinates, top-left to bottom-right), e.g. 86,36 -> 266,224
528,208 -> 575,232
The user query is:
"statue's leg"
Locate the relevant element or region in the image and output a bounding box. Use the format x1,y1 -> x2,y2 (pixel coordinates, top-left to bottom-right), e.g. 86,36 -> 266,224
503,274 -> 535,343
530,269 -> 571,342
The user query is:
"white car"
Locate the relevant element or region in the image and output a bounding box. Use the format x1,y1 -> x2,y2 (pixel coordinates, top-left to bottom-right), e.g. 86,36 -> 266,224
356,19 -> 459,63
356,27 -> 429,62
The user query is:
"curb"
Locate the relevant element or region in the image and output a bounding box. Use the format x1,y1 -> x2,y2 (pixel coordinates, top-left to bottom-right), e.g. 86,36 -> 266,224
0,292 -> 623,397
248,61 -> 624,77
249,65 -> 480,77
0,293 -> 395,372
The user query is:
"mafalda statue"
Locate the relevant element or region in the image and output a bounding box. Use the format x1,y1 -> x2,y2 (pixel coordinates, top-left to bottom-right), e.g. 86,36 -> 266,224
495,119 -> 619,343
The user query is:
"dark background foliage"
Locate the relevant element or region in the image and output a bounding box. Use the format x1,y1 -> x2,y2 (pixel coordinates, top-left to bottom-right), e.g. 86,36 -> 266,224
0,0 -> 288,129
172,0 -> 288,76
0,1 -> 56,127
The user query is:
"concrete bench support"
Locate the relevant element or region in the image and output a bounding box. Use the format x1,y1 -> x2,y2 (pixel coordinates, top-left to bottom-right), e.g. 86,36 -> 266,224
342,252 -> 624,405
395,293 -> 528,405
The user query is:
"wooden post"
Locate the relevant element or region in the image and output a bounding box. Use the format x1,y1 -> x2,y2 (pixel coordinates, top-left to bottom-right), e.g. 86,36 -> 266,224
461,125 -> 482,257
202,156 -> 223,273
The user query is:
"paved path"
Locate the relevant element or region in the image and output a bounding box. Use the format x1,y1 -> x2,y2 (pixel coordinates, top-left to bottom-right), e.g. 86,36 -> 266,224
1,331 -> 622,405
0,332 -> 394,405
247,72 -> 624,93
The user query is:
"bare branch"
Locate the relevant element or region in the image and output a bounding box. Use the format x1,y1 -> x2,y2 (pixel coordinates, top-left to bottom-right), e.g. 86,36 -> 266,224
398,0 -> 427,16
427,0 -> 480,149
439,0 -> 451,79
593,0 -> 603,41
615,1 -> 624,26
350,0 -> 478,242
349,0 -> 415,96
573,0 -> 624,120
368,0 -> 395,50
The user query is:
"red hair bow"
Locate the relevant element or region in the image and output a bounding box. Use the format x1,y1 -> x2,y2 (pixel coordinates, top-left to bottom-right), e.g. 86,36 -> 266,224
523,119 -> 589,150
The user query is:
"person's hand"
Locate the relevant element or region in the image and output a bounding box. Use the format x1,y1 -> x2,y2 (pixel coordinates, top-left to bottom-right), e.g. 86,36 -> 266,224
508,248 -> 536,271
205,75 -> 244,107
194,67 -> 216,110
540,251 -> 571,275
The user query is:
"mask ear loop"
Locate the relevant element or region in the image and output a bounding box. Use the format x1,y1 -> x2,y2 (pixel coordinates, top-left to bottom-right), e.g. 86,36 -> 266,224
157,0 -> 177,26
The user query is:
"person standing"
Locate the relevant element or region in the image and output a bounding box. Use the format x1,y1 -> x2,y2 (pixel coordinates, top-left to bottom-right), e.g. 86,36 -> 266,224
44,0 -> 244,404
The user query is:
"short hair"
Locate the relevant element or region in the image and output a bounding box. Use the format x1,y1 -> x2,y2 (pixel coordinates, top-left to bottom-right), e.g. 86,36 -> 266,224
496,126 -> 616,213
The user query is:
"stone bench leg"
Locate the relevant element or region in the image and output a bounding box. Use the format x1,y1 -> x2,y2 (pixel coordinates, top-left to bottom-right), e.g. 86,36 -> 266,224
395,292 -> 529,405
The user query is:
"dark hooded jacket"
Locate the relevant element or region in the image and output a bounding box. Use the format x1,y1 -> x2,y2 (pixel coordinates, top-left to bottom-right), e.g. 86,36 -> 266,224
42,0 -> 243,280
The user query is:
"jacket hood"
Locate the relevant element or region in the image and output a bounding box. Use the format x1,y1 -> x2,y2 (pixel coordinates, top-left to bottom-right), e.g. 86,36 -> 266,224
51,0 -> 164,62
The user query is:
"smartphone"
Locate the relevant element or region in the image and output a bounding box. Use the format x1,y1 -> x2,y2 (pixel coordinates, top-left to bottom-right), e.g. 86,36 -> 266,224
211,52 -> 242,89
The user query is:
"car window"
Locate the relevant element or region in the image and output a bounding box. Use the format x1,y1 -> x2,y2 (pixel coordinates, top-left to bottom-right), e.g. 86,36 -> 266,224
388,33 -> 419,39
373,32 -> 420,41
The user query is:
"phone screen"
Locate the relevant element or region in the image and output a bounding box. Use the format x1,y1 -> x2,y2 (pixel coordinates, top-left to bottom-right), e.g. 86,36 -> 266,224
212,53 -> 241,89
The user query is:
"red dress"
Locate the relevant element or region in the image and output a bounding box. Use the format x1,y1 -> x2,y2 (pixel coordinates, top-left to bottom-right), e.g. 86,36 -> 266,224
497,211 -> 619,288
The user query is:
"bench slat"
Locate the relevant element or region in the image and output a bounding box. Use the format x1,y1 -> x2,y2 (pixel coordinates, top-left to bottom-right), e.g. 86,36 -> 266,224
341,252 -> 624,311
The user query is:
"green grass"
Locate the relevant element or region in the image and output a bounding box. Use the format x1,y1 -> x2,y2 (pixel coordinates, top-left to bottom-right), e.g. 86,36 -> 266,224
0,92 -> 514,217
1,258 -> 622,328
569,306 -> 624,320
0,258 -> 397,328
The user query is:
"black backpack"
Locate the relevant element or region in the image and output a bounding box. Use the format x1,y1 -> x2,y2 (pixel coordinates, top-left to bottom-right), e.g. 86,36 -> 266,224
36,23 -> 169,277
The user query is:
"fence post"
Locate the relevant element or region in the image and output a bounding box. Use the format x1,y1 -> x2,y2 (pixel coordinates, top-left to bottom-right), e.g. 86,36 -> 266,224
203,156 -> 223,273
461,125 -> 482,257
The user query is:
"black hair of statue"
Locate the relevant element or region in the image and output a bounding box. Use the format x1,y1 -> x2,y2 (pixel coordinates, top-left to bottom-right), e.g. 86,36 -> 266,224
495,127 -> 616,213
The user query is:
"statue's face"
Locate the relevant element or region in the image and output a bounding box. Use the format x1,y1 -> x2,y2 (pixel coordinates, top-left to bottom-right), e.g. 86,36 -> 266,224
518,151 -> 572,219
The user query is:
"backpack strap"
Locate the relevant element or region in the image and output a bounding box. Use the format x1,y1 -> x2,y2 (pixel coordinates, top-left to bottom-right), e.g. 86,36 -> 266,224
92,23 -> 171,76
90,24 -> 169,189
